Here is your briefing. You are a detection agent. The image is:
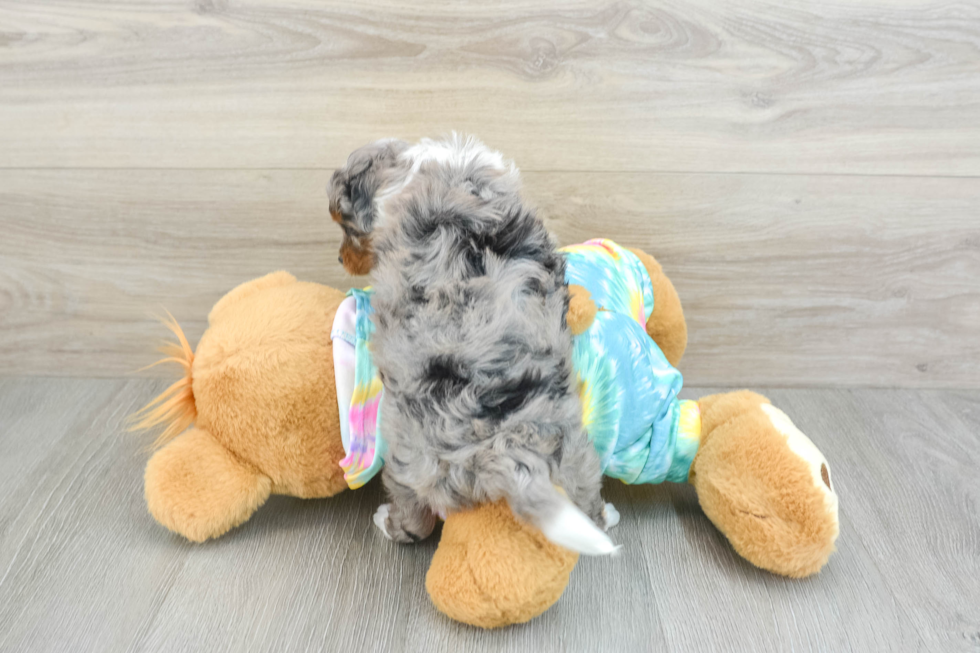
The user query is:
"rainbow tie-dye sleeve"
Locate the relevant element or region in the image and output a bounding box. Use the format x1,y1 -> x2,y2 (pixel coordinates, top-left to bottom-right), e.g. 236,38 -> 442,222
340,288 -> 388,489
664,400 -> 702,483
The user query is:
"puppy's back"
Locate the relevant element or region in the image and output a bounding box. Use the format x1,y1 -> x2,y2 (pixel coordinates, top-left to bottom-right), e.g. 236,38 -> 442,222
370,137 -> 613,554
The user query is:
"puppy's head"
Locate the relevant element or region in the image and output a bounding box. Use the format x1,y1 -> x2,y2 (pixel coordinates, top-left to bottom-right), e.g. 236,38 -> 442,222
328,139 -> 409,275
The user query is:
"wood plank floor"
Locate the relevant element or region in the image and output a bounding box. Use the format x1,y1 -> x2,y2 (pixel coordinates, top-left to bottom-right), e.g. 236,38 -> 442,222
0,378 -> 977,653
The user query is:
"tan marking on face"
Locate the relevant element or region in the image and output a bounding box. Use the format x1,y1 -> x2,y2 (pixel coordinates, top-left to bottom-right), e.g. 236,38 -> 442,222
760,403 -> 838,516
340,237 -> 374,276
330,209 -> 342,224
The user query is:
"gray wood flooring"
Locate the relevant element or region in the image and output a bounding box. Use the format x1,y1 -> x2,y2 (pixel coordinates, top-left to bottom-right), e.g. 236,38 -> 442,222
0,378 -> 977,652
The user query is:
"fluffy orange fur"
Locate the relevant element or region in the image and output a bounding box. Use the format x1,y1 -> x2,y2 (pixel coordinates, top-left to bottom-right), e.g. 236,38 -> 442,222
691,391 -> 839,578
566,284 -> 598,336
132,247 -> 837,627
144,427 -> 272,543
129,313 -> 197,448
340,238 -> 374,276
136,272 -> 350,541
428,501 -> 578,628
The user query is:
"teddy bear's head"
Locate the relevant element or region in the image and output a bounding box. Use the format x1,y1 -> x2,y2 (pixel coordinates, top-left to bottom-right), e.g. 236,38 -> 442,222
689,391 -> 839,577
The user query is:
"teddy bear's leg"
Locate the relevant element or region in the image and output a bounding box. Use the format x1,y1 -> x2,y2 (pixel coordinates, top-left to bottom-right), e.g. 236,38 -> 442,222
426,501 -> 578,628
689,391 -> 839,577
627,248 -> 687,367
145,427 -> 272,542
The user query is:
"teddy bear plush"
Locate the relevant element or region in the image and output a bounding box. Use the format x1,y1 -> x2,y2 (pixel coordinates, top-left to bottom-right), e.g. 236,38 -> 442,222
133,241 -> 839,629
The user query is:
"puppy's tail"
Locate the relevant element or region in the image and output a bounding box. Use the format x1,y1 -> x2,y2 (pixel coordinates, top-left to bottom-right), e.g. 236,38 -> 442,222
532,487 -> 620,557
480,448 -> 619,556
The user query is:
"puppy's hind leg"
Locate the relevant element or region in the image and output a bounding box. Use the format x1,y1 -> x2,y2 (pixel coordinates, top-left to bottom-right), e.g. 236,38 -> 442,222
555,431 -> 610,530
375,466 -> 437,544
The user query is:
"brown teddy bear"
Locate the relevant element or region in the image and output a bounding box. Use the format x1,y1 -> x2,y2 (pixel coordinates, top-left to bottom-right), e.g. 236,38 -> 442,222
133,241 -> 839,629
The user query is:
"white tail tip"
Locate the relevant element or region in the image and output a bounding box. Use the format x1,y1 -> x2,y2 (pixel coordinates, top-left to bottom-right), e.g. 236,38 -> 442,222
540,496 -> 621,556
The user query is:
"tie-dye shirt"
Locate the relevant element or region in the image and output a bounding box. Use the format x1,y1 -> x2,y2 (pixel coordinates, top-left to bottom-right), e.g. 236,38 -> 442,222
561,239 -> 700,484
337,288 -> 387,489
336,239 -> 701,489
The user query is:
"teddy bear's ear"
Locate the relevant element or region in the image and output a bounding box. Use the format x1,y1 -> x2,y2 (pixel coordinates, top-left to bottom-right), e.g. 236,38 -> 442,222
145,427 -> 272,542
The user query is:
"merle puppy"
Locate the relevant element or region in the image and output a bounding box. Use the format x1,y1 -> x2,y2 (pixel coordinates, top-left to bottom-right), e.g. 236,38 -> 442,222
328,135 -> 616,554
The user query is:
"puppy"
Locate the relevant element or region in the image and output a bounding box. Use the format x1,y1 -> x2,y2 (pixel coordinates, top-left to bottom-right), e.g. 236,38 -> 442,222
328,135 -> 616,555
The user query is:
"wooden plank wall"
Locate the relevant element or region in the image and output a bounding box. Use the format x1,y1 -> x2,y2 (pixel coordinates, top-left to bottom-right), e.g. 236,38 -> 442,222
1,0 -> 978,386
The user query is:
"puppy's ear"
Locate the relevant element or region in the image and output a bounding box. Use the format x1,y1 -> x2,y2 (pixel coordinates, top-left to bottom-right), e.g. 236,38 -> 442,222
328,139 -> 409,233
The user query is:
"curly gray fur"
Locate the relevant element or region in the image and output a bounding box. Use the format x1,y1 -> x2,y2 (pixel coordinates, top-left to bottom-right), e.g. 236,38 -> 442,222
329,135 -> 607,545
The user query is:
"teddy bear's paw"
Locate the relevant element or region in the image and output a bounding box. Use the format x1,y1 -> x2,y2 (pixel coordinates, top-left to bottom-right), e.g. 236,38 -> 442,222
373,504 -> 393,540
602,503 -> 620,530
566,284 -> 598,335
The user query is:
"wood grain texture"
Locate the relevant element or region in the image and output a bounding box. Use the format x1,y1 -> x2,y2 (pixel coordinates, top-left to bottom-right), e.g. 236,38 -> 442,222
0,0 -> 978,174
1,378 -> 978,652
530,172 -> 980,388
770,387 -> 980,652
1,169 -> 978,386
1,1 -> 977,650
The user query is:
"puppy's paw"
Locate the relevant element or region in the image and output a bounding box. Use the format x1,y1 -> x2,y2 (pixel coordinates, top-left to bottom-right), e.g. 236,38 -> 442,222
373,504 -> 393,540
602,503 -> 620,530
377,503 -> 437,544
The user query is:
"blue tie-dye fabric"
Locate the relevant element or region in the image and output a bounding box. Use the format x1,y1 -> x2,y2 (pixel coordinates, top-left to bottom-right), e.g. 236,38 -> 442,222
560,239 -> 698,485
562,239 -> 654,327
355,239 -> 699,486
